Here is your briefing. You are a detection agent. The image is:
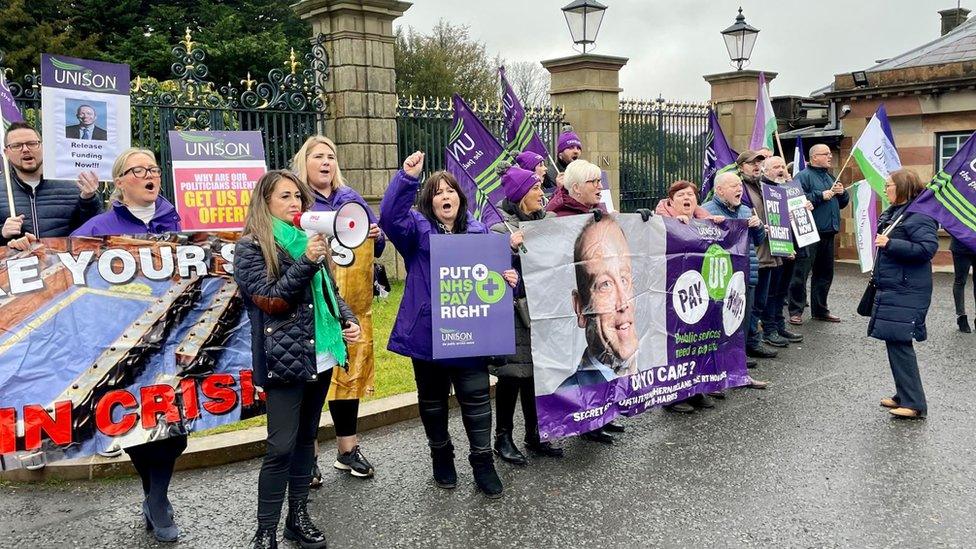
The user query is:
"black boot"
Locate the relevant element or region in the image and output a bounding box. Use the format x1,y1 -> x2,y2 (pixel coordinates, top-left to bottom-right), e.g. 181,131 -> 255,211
959,315 -> 972,333
430,443 -> 457,489
524,432 -> 564,458
284,501 -> 328,549
468,452 -> 503,499
493,429 -> 527,465
250,527 -> 278,549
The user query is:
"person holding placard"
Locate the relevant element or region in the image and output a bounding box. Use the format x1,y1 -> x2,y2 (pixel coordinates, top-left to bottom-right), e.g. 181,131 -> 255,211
1,122 -> 102,250
292,135 -> 383,484
235,170 -> 361,548
759,156 -> 804,347
71,148 -> 180,236
379,151 -> 518,498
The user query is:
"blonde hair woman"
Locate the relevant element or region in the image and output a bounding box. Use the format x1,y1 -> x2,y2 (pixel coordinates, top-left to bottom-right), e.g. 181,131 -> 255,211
291,135 -> 383,484
71,148 -> 180,236
234,170 -> 361,548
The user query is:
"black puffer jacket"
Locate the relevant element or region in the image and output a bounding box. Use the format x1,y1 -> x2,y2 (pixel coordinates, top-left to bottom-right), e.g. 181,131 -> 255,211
0,168 -> 103,245
234,236 -> 357,388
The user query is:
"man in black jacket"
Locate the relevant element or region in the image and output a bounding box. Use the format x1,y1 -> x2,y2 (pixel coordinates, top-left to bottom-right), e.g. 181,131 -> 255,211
788,144 -> 849,323
1,122 -> 102,248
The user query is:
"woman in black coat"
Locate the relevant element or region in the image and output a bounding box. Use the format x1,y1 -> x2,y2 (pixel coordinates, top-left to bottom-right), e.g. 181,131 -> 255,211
234,170 -> 361,549
869,169 -> 939,419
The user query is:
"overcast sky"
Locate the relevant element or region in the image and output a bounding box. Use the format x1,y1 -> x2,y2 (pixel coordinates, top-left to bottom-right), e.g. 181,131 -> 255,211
398,0 -> 965,102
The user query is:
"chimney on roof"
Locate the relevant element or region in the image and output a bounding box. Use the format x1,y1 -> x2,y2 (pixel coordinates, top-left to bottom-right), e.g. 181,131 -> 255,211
940,7 -> 971,36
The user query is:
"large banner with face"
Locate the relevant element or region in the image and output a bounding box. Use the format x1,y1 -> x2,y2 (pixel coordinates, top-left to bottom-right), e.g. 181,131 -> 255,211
521,213 -> 751,440
0,234 -> 260,471
168,131 -> 267,232
40,55 -> 131,181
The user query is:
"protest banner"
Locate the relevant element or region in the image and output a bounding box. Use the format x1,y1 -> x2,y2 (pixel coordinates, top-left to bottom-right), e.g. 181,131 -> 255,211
328,241 -> 376,400
782,180 -> 820,248
0,233 -> 260,470
521,213 -> 750,439
429,233 -> 515,360
851,180 -> 879,272
168,131 -> 267,232
761,183 -> 795,257
40,55 -> 130,181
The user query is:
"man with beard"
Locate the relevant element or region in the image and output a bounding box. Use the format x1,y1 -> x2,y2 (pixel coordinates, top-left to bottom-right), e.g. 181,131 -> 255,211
702,171 -> 769,389
759,156 -> 806,347
556,127 -> 583,172
560,215 -> 639,389
788,144 -> 848,324
735,150 -> 778,360
1,122 -> 101,249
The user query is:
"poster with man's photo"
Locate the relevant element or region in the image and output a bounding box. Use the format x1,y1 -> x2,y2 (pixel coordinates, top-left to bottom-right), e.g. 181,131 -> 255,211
40,54 -> 131,181
521,213 -> 751,439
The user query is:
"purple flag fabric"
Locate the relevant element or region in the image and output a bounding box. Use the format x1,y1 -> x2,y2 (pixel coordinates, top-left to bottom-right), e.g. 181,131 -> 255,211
701,108 -> 739,201
907,132 -> 976,252
500,66 -> 550,161
0,76 -> 23,130
445,94 -> 508,228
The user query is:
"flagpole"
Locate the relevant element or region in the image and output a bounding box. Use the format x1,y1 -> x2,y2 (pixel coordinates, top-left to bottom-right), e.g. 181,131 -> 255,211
833,150 -> 855,189
774,129 -> 785,159
0,71 -> 14,217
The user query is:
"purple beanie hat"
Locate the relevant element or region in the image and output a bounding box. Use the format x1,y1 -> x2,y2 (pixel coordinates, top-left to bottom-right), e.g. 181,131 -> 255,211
516,151 -> 544,172
502,166 -> 540,204
557,131 -> 583,154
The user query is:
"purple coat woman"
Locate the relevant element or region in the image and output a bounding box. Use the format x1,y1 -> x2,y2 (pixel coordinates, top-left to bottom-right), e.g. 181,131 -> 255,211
72,196 -> 180,236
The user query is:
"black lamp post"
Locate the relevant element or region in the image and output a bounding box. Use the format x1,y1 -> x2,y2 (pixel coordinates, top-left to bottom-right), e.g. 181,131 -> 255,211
562,0 -> 608,54
721,7 -> 759,70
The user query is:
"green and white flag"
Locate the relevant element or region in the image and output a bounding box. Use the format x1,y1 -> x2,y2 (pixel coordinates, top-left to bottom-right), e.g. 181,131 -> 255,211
851,104 -> 898,207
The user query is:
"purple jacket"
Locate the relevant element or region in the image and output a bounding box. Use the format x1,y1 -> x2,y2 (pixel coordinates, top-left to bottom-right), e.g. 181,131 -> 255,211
379,170 -> 487,361
311,185 -> 386,258
70,197 -> 181,236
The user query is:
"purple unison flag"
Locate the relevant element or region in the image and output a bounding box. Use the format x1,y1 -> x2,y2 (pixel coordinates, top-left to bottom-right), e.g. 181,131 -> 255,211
445,94 -> 509,228
499,66 -> 550,160
429,233 -> 515,359
701,108 -> 739,201
908,132 -> 976,252
792,135 -> 807,177
0,76 -> 24,129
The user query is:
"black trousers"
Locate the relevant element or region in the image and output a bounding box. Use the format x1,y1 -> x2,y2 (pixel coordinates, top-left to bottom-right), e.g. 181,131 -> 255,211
494,376 -> 539,441
328,399 -> 359,438
789,233 -> 835,317
952,249 -> 976,317
125,434 -> 187,508
885,340 -> 927,414
257,372 -> 332,528
762,260 -> 795,336
412,359 -> 492,455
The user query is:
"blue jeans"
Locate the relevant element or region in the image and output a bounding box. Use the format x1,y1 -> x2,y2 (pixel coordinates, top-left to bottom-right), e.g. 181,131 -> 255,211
762,261 -> 795,336
748,269 -> 772,349
745,283 -> 757,348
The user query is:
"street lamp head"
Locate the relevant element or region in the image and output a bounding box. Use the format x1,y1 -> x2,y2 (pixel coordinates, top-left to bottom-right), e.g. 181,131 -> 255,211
721,7 -> 759,70
562,0 -> 608,54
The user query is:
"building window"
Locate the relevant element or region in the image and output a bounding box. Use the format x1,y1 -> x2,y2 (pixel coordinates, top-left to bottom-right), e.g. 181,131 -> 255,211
938,132 -> 974,170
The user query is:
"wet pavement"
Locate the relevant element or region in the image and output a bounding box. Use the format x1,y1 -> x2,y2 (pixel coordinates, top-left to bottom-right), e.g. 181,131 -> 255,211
1,264 -> 974,548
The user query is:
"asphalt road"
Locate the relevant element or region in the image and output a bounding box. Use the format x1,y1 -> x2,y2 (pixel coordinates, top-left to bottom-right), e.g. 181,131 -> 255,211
1,264 -> 974,548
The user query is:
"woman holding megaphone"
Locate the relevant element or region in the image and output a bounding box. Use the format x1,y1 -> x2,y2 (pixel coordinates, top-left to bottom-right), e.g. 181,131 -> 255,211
235,170 -> 361,549
379,151 -> 518,498
292,136 -> 382,484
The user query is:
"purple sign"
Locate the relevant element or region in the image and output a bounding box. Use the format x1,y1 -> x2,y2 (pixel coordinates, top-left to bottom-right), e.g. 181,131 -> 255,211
429,233 -> 515,359
168,130 -> 267,162
40,55 -> 130,95
522,214 -> 749,439
761,182 -> 795,256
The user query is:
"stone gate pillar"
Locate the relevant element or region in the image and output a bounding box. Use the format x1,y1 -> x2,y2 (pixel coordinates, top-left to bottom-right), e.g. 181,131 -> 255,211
703,70 -> 776,152
292,0 -> 411,202
542,54 -> 628,205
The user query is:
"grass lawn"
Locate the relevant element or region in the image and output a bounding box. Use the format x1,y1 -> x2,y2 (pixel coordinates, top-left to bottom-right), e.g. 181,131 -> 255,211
195,280 -> 413,437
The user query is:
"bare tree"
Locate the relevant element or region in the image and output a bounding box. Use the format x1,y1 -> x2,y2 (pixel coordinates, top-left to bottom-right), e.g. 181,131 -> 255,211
501,60 -> 551,107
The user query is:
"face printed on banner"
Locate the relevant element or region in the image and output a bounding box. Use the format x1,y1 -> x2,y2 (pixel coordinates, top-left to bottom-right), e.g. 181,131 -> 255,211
519,181 -> 545,214
559,145 -> 582,165
305,142 -> 337,193
76,105 -> 96,127
672,186 -> 698,217
572,217 -> 638,371
117,153 -> 162,208
714,172 -> 744,207
4,127 -> 43,175
432,177 -> 460,226
762,156 -> 789,183
269,177 -> 304,222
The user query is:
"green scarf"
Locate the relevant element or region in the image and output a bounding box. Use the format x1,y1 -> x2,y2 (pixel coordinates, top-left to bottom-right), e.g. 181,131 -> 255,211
272,217 -> 347,368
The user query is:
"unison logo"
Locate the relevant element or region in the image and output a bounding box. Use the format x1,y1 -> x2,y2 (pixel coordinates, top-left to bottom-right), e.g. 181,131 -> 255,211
50,58 -> 117,92
695,224 -> 723,241
179,132 -> 252,159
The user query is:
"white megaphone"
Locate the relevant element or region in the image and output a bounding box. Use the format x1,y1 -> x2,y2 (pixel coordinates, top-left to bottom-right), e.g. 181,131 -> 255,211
292,201 -> 370,249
